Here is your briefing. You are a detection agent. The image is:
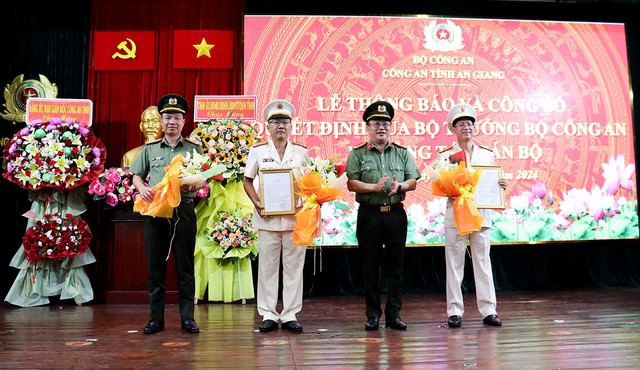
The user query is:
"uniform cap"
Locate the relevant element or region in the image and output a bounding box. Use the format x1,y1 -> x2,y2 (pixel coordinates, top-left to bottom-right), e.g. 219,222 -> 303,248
263,99 -> 295,120
158,94 -> 188,114
447,103 -> 476,126
363,101 -> 394,122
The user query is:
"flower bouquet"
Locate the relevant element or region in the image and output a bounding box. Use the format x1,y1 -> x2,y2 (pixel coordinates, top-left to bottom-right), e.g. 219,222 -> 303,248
22,212 -> 92,264
88,167 -> 137,207
202,210 -> 258,266
2,118 -> 106,191
292,156 -> 348,246
424,150 -> 483,235
189,118 -> 259,184
133,150 -> 226,218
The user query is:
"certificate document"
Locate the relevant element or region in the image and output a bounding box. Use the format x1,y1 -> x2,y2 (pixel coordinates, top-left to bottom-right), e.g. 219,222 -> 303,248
474,166 -> 506,209
259,168 -> 296,216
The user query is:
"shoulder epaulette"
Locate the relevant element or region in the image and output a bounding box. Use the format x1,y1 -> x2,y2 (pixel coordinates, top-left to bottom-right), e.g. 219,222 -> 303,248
145,138 -> 162,145
185,137 -> 202,146
292,141 -> 307,148
254,141 -> 268,147
392,142 -> 406,149
438,144 -> 455,153
353,141 -> 367,149
477,144 -> 493,152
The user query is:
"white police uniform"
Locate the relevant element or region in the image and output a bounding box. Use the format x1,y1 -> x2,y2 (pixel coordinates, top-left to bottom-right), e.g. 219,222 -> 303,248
244,99 -> 309,325
436,103 -> 499,320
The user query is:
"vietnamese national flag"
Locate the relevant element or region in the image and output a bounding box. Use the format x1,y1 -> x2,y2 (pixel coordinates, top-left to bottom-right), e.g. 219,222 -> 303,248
173,30 -> 234,69
93,31 -> 155,70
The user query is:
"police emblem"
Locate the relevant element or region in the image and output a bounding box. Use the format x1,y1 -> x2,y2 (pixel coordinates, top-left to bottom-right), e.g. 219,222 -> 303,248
1,74 -> 58,124
422,20 -> 464,52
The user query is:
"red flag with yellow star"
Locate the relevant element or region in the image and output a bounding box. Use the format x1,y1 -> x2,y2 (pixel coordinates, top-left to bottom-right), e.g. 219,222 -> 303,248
173,30 -> 234,69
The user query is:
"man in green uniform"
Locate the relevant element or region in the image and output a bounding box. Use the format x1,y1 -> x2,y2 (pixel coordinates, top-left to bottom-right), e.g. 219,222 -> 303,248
346,100 -> 421,331
130,93 -> 203,334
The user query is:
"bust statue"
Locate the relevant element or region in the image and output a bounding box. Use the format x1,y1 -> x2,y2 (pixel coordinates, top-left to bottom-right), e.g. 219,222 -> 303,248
121,105 -> 163,167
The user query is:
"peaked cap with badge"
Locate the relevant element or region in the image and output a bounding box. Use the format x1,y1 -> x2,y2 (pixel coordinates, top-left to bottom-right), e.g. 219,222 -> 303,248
447,102 -> 476,131
363,100 -> 394,122
263,99 -> 296,121
158,93 -> 189,114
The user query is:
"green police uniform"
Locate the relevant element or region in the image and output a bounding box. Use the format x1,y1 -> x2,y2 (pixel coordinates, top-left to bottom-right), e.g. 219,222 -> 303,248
130,136 -> 202,323
346,140 -> 420,322
346,141 -> 419,205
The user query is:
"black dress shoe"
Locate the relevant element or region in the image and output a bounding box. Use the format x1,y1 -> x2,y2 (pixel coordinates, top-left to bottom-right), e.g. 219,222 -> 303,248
448,315 -> 462,328
483,314 -> 502,326
181,318 -> 200,333
281,321 -> 303,333
385,317 -> 407,330
365,317 -> 380,331
259,319 -> 278,332
143,320 -> 165,334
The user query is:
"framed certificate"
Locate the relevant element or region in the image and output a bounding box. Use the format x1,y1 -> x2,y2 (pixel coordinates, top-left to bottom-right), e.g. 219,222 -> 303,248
259,168 -> 296,216
474,166 -> 506,209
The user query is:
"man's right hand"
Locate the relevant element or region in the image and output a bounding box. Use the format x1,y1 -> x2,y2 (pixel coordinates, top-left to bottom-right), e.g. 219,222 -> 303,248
139,186 -> 154,202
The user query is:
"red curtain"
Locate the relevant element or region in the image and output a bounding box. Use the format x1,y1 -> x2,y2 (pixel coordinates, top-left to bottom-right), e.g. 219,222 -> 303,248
87,0 -> 245,169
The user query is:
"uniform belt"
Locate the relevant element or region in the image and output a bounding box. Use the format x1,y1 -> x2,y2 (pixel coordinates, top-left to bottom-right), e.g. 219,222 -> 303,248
359,202 -> 403,213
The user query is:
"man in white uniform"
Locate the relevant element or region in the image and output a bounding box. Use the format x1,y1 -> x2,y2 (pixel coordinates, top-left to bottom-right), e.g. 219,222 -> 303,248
436,102 -> 508,328
243,99 -> 309,333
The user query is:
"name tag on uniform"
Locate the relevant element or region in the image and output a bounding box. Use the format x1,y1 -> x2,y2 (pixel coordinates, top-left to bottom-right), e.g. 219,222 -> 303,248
262,158 -> 275,162
361,159 -> 373,164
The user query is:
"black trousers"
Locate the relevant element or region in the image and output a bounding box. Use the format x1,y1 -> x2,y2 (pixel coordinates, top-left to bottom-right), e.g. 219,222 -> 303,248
144,199 -> 196,321
356,205 -> 408,320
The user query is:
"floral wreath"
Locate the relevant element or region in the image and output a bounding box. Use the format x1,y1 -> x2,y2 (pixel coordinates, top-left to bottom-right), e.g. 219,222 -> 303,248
189,118 -> 259,184
203,210 -> 258,265
2,118 -> 106,190
22,212 -> 92,263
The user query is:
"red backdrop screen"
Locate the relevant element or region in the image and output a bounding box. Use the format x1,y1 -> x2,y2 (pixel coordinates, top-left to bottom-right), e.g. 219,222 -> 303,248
244,15 -> 638,245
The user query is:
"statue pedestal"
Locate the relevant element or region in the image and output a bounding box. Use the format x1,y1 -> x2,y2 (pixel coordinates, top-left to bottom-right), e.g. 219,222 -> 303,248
108,209 -> 178,304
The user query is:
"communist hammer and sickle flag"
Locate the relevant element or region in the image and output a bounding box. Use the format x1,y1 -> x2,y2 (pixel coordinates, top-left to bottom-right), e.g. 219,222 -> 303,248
112,38 -> 137,59
94,31 -> 155,70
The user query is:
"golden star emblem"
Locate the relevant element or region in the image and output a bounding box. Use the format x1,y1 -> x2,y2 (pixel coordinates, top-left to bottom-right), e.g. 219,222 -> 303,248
193,38 -> 214,58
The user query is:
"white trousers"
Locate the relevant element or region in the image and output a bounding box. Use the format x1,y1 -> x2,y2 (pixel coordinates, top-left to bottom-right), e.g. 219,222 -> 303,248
445,227 -> 498,318
257,230 -> 306,323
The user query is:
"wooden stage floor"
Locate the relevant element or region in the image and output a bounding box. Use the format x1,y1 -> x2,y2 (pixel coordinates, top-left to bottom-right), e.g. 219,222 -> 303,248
1,288 -> 639,369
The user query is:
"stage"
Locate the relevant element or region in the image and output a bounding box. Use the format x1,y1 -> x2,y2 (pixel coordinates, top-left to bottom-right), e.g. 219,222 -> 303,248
1,287 -> 639,369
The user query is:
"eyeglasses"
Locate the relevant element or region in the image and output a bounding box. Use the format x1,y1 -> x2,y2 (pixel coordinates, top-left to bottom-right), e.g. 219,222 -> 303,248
454,122 -> 474,128
268,119 -> 291,126
368,122 -> 391,128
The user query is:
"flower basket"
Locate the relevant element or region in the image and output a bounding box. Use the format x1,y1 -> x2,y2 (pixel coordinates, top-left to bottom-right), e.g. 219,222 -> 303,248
22,213 -> 92,264
202,210 -> 258,266
189,118 -> 259,184
2,118 -> 106,191
88,167 -> 138,207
